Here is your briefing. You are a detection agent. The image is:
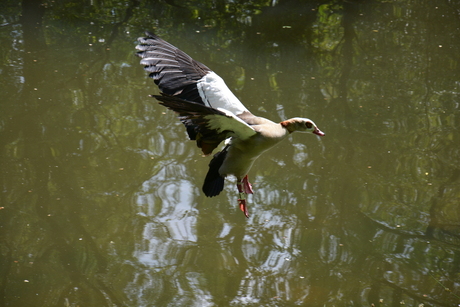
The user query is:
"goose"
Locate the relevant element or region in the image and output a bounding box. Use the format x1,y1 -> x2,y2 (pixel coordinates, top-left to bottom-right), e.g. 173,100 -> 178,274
136,31 -> 324,218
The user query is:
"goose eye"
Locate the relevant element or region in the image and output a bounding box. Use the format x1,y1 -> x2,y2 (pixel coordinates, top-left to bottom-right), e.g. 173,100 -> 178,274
305,122 -> 313,129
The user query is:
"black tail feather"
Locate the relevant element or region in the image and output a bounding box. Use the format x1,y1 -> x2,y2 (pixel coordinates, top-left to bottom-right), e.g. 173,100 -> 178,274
202,146 -> 228,197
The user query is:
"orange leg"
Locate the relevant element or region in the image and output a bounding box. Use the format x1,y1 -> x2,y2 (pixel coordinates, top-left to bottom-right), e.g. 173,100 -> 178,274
237,175 -> 253,218
238,198 -> 249,218
242,175 -> 254,194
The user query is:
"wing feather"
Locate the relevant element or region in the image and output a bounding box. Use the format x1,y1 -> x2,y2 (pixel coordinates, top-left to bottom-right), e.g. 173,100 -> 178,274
137,32 -> 250,115
152,95 -> 256,155
136,31 -> 210,103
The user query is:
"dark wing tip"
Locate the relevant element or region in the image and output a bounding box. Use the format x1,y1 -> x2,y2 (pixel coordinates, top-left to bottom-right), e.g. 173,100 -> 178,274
136,32 -> 211,104
144,31 -> 160,39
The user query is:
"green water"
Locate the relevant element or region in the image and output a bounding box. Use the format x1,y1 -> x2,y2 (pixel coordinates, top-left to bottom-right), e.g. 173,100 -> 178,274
1,1 -> 459,306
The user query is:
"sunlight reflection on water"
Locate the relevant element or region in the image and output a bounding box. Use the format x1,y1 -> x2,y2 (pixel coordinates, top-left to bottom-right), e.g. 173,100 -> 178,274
134,165 -> 199,267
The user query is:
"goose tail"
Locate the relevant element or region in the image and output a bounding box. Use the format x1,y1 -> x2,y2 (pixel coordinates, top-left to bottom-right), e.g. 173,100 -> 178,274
202,146 -> 228,197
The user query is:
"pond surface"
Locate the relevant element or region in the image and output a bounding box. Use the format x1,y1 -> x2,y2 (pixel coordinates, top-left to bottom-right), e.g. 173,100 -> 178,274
1,1 -> 460,306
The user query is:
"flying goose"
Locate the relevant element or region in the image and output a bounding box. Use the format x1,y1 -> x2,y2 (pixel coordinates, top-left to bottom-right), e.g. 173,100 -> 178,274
136,31 -> 324,218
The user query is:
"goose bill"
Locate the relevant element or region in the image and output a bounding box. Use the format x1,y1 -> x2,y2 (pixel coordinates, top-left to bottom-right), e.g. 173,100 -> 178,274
313,128 -> 325,136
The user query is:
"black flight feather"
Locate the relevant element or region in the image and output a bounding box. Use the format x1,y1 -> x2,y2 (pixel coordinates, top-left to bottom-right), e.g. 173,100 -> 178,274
136,32 -> 211,104
151,94 -> 233,155
202,146 -> 228,197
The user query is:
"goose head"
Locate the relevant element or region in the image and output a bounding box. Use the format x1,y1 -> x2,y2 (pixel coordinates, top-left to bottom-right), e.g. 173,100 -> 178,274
280,117 -> 325,136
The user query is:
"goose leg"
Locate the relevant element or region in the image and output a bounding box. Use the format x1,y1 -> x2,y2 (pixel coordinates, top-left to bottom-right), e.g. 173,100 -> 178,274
237,181 -> 249,218
241,175 -> 254,194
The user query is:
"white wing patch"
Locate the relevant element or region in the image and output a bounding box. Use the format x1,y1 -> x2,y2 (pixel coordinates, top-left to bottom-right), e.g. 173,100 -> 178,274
203,111 -> 256,140
197,71 -> 249,116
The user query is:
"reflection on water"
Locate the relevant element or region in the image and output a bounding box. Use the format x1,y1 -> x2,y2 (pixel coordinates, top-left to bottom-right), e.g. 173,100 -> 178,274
1,0 -> 460,306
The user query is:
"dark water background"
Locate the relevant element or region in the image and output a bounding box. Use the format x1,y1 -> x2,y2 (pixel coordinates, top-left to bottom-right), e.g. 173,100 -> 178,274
1,1 -> 460,306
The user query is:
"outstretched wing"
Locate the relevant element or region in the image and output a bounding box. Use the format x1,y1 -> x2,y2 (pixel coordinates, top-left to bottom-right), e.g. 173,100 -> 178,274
136,32 -> 210,103
136,32 -> 250,116
153,95 -> 257,155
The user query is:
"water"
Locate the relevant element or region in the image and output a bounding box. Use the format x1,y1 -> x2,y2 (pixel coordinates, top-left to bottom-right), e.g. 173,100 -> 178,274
1,1 -> 459,306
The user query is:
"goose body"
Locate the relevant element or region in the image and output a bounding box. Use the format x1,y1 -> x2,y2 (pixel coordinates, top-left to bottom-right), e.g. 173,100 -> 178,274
136,31 -> 324,217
